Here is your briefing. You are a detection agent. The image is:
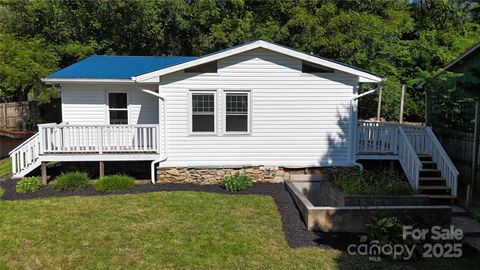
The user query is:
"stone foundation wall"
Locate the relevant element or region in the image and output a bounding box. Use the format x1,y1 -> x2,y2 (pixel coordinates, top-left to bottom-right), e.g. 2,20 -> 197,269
157,166 -> 285,184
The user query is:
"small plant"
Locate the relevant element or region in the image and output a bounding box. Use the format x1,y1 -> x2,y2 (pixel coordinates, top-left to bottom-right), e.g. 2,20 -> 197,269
94,174 -> 135,192
331,169 -> 412,195
16,177 -> 42,193
53,171 -> 90,191
222,171 -> 253,191
360,216 -> 426,260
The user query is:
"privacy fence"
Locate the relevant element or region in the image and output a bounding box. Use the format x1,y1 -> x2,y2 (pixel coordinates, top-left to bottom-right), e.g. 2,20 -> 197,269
435,129 -> 480,188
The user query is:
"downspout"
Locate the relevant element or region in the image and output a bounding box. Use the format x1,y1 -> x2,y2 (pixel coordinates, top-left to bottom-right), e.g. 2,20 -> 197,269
351,80 -> 386,171
134,81 -> 168,183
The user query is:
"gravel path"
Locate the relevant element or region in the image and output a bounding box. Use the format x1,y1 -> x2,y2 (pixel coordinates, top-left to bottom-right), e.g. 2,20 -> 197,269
0,177 -> 357,250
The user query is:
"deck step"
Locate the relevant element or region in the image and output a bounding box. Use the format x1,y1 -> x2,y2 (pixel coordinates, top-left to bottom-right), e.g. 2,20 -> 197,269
418,154 -> 433,161
428,194 -> 456,205
421,160 -> 436,164
420,168 -> 441,172
419,185 -> 451,195
428,195 -> 455,199
418,186 -> 450,190
419,176 -> 445,181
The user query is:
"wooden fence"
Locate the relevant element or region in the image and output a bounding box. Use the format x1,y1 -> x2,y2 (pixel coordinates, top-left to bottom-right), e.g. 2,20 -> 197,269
0,102 -> 29,130
434,129 -> 479,187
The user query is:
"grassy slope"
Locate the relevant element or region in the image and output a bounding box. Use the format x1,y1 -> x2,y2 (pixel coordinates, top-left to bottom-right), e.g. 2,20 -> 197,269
0,190 -> 478,269
0,158 -> 11,177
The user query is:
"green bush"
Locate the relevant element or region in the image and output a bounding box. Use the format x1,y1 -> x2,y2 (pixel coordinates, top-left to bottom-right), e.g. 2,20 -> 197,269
222,171 -> 253,191
53,171 -> 90,191
331,169 -> 412,195
16,177 -> 42,193
94,174 -> 135,192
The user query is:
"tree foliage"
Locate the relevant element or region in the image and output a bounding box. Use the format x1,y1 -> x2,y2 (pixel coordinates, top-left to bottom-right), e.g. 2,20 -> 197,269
0,0 -> 479,121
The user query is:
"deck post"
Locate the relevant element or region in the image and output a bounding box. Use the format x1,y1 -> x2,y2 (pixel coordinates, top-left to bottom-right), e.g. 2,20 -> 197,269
376,86 -> 382,120
399,84 -> 405,123
467,99 -> 480,208
99,161 -> 105,178
41,161 -> 47,185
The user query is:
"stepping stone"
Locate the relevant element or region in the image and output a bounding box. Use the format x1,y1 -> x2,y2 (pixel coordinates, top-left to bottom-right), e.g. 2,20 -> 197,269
451,216 -> 480,236
451,205 -> 468,216
465,237 -> 480,252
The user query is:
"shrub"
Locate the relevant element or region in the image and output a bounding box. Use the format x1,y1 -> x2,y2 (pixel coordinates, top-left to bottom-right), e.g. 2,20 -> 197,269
16,177 -> 42,193
331,169 -> 412,195
94,174 -> 135,192
222,171 -> 253,191
53,171 -> 90,191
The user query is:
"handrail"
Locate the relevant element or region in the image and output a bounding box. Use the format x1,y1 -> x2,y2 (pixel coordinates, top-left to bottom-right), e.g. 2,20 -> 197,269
40,124 -> 160,154
9,133 -> 39,155
425,127 -> 459,196
398,127 -> 423,191
9,132 -> 41,177
38,123 -> 159,128
358,120 -> 426,132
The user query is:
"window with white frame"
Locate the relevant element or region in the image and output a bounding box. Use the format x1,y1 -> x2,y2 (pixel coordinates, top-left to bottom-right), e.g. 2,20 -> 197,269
191,92 -> 215,132
225,92 -> 249,133
108,92 -> 128,124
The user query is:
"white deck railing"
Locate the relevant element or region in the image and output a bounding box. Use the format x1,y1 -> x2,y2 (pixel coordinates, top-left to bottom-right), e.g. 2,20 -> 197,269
398,127 -> 423,190
9,133 -> 41,177
38,124 -> 160,154
357,121 -> 458,196
425,127 -> 459,196
357,121 -> 399,154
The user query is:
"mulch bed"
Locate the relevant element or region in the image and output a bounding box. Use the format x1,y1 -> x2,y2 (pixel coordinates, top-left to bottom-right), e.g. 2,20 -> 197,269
0,177 -> 357,250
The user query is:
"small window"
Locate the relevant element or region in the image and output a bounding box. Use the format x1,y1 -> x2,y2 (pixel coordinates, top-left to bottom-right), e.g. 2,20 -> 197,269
191,93 -> 215,132
108,92 -> 128,124
225,92 -> 249,133
302,62 -> 334,73
185,61 -> 218,73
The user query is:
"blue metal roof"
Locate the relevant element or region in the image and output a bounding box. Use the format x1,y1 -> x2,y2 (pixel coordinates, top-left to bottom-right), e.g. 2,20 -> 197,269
47,55 -> 198,79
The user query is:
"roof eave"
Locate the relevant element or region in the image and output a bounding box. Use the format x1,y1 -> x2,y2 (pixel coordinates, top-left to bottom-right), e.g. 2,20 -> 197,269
42,78 -> 135,84
133,40 -> 384,83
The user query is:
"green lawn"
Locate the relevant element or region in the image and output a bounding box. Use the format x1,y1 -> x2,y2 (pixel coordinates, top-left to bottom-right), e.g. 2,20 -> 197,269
0,158 -> 11,177
0,188 -> 478,269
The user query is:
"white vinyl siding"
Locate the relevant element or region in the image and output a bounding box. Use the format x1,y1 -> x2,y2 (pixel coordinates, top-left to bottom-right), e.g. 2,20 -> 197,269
159,48 -> 358,168
61,84 -> 158,125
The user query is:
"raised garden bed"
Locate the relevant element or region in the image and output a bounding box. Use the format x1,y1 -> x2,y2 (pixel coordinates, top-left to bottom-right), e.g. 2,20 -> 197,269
286,181 -> 451,232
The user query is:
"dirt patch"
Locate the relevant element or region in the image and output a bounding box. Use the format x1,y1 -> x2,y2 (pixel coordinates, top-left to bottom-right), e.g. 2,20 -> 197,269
0,177 -> 357,250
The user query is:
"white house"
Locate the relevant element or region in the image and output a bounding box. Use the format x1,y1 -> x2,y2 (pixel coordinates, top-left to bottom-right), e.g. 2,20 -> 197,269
10,40 -> 458,201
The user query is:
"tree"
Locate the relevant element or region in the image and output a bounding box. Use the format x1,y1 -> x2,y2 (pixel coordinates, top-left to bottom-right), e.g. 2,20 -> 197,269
0,34 -> 58,103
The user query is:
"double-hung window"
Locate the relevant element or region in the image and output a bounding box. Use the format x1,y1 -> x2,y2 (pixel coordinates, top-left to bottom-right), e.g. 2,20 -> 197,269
189,90 -> 250,134
108,92 -> 128,124
191,92 -> 216,133
225,92 -> 249,133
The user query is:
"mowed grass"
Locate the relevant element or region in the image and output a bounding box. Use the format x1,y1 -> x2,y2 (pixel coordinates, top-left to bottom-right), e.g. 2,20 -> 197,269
0,158 -> 11,177
0,188 -> 479,269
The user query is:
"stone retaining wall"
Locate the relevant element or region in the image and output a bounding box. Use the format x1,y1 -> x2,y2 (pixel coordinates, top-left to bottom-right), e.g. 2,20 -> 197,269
157,166 -> 285,184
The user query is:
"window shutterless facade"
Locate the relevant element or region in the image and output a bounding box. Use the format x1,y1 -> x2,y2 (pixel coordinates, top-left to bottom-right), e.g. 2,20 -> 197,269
224,92 -> 250,133
108,92 -> 128,124
191,92 -> 216,133
189,90 -> 250,135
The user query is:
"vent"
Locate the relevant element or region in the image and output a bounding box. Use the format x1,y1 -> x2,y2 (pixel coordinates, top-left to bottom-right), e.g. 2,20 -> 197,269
302,61 -> 334,73
185,61 -> 218,73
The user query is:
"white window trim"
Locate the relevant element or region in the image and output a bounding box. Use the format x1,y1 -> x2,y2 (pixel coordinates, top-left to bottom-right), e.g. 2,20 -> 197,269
188,90 -> 218,136
107,91 -> 130,125
222,90 -> 251,135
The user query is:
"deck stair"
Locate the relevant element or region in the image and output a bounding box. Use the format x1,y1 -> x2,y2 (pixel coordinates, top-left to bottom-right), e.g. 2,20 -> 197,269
417,154 -> 455,205
357,121 -> 459,203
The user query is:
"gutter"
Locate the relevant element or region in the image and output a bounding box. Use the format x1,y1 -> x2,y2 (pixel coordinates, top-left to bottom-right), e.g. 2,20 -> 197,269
134,81 -> 168,183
